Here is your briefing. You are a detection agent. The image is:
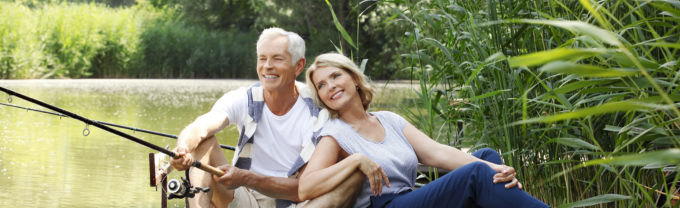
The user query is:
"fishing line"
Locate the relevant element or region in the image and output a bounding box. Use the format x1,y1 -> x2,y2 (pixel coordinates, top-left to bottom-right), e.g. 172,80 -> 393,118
0,86 -> 226,176
0,97 -> 235,150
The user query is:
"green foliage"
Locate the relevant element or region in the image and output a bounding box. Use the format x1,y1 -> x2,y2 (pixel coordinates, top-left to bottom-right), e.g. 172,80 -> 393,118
561,194 -> 631,208
363,0 -> 680,206
136,16 -> 257,78
0,2 -> 142,78
0,0 -> 412,80
155,0 -> 256,30
0,2 -> 258,78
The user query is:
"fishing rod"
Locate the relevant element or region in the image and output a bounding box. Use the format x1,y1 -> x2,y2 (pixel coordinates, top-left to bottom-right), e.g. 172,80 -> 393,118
0,102 -> 235,151
0,86 -> 226,176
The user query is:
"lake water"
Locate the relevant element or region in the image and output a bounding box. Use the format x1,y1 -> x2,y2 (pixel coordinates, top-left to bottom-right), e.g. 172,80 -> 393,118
0,79 -> 416,207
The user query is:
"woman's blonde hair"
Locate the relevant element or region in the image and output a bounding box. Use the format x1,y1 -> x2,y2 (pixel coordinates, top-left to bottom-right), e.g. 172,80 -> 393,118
305,53 -> 375,118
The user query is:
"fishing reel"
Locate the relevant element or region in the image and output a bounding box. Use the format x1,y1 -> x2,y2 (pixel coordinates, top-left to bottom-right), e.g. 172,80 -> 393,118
167,177 -> 211,199
149,150 -> 210,207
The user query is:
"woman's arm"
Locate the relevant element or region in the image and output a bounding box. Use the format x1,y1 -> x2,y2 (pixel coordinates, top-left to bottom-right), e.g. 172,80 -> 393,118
403,122 -> 521,188
298,136 -> 358,200
403,122 -> 486,170
298,136 -> 389,200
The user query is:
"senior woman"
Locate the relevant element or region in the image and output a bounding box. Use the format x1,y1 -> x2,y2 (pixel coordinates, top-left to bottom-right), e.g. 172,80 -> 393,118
297,53 -> 548,207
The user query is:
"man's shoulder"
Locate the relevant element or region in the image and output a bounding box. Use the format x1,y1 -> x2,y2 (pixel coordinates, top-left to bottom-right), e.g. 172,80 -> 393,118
320,118 -> 343,132
295,81 -> 314,99
212,87 -> 250,117
218,86 -> 251,101
226,82 -> 261,96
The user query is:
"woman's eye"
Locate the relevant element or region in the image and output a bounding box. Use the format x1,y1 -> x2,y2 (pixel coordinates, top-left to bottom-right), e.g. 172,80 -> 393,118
333,73 -> 340,79
318,83 -> 325,89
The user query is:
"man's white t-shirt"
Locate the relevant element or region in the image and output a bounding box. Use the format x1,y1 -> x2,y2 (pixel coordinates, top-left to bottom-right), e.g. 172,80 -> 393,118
210,87 -> 314,177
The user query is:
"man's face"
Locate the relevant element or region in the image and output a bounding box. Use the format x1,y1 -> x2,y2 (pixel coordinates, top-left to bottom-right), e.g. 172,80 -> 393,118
256,36 -> 302,92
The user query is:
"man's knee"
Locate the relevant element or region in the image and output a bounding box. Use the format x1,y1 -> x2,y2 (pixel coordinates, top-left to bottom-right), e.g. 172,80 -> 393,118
186,136 -> 230,207
186,167 -> 233,208
304,170 -> 364,208
345,170 -> 365,193
327,170 -> 363,202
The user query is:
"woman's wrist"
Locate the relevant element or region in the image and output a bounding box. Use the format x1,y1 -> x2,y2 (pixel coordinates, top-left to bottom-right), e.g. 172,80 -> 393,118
487,163 -> 503,172
349,153 -> 365,168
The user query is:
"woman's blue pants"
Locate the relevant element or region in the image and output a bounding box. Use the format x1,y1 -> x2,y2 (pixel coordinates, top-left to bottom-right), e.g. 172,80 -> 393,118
372,148 -> 549,208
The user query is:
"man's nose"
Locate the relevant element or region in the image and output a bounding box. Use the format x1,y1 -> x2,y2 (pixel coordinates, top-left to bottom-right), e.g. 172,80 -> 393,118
263,58 -> 272,68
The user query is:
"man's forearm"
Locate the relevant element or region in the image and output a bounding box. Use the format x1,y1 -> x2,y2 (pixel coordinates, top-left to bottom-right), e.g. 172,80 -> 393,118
179,113 -> 229,151
243,171 -> 301,202
177,124 -> 206,151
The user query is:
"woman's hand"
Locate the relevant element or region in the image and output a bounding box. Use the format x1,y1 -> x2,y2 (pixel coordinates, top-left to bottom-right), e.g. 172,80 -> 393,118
353,153 -> 390,196
491,164 -> 522,189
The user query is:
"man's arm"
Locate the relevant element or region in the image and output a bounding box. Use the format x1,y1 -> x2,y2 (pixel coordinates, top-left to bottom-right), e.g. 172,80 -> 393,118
213,165 -> 302,201
178,111 -> 230,152
171,111 -> 230,171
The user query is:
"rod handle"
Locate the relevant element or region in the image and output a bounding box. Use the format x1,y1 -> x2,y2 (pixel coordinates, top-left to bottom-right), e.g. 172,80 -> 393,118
192,160 -> 225,176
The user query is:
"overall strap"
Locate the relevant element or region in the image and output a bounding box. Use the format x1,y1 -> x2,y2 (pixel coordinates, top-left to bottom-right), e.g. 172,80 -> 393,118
233,83 -> 263,169
231,82 -> 329,208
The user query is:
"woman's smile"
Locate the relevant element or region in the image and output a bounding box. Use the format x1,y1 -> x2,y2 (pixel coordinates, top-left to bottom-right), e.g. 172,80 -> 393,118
330,90 -> 344,100
312,66 -> 358,110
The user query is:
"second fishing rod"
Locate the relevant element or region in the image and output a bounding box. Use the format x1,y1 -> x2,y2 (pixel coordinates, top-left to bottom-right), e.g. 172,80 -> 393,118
0,102 -> 235,151
0,86 -> 226,176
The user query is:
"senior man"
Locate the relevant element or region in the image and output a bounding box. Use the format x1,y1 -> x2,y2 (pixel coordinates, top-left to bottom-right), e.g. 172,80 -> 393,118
171,27 -> 362,208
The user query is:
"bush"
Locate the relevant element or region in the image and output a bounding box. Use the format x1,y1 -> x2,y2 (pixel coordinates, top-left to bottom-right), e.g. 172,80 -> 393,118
135,15 -> 257,78
0,2 -> 258,79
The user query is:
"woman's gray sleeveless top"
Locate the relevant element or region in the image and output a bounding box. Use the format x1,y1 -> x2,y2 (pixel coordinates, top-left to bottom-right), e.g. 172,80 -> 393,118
318,111 -> 418,208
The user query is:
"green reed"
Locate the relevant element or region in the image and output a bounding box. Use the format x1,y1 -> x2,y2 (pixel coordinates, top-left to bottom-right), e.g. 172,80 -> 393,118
329,0 -> 680,206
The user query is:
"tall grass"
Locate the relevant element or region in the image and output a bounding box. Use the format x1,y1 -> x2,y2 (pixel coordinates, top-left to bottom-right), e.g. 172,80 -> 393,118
331,0 -> 680,206
0,2 -> 257,79
0,2 -> 142,78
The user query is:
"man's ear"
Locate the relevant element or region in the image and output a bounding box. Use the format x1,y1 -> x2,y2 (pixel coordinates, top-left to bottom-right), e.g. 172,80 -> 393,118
295,58 -> 306,76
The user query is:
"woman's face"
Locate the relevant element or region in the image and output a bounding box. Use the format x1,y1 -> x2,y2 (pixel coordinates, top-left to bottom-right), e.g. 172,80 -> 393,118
311,66 -> 359,111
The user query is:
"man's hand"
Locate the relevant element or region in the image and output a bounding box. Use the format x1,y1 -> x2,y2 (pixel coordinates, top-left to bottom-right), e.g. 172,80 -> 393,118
490,164 -> 522,189
212,165 -> 249,189
170,146 -> 193,171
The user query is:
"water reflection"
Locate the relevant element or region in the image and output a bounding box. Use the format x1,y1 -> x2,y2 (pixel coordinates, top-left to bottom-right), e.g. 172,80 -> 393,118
0,79 -> 415,207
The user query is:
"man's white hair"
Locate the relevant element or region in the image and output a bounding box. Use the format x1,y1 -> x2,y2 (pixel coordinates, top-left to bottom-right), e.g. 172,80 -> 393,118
256,27 -> 305,65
